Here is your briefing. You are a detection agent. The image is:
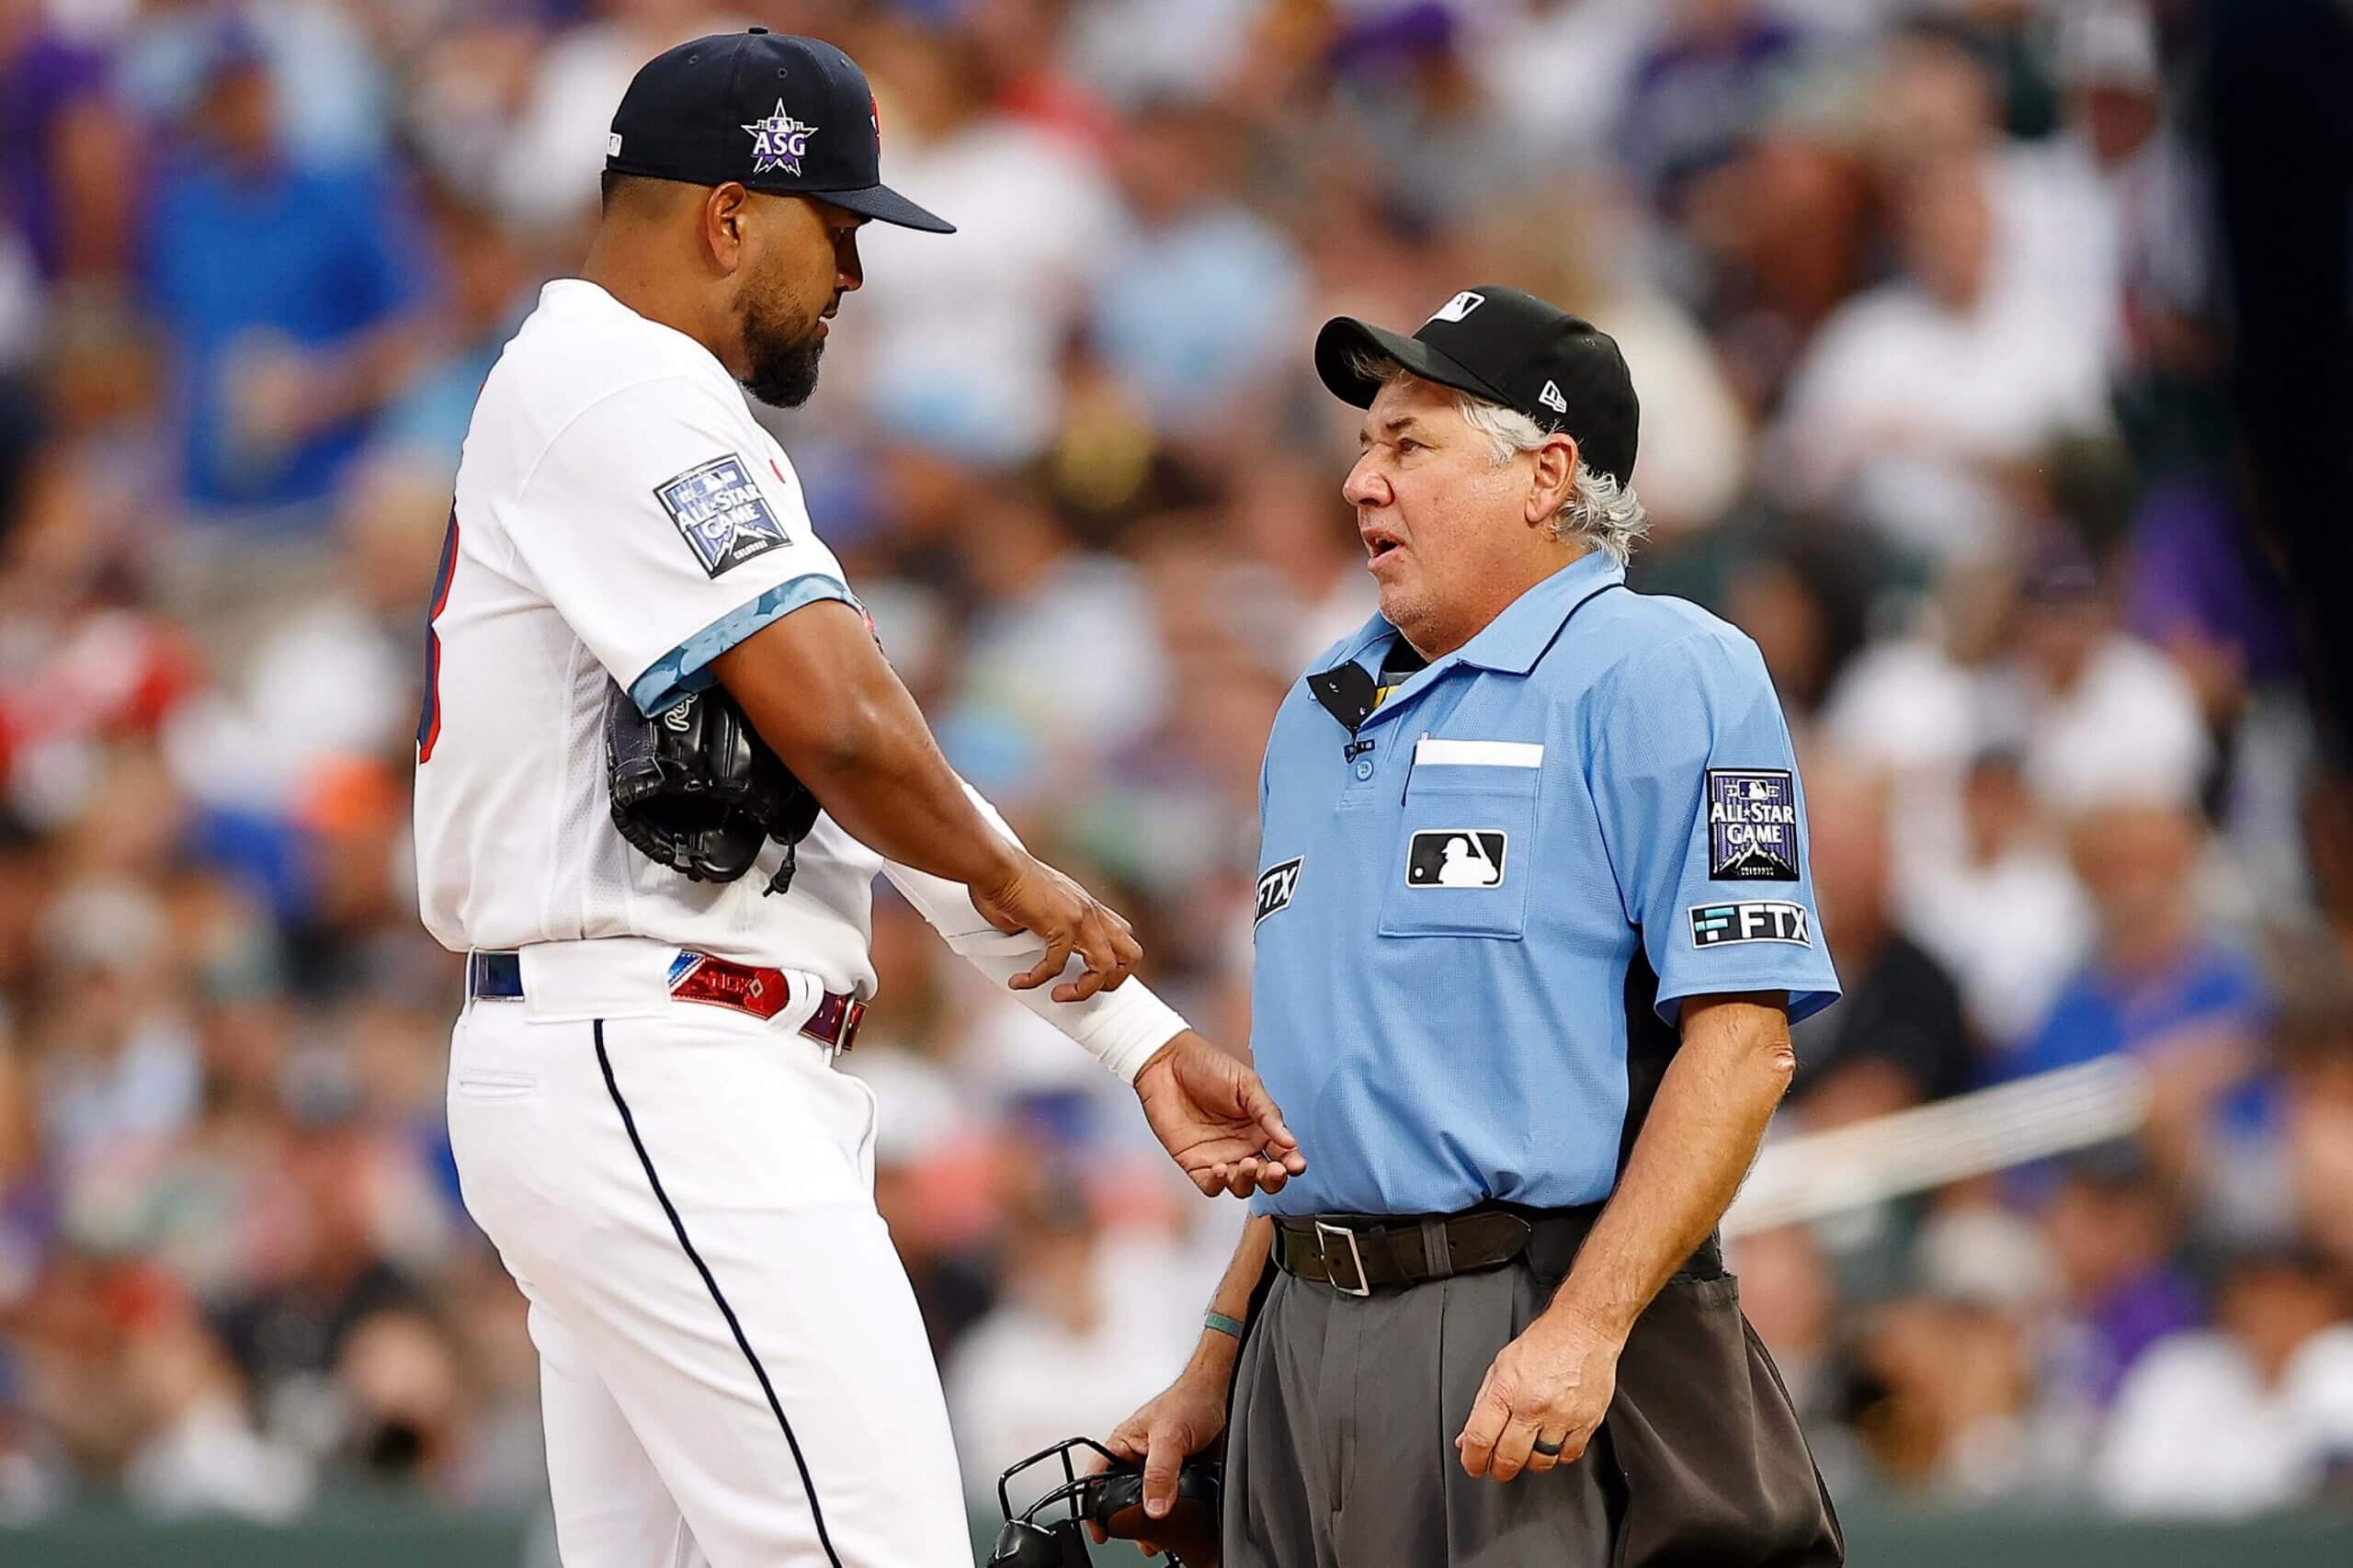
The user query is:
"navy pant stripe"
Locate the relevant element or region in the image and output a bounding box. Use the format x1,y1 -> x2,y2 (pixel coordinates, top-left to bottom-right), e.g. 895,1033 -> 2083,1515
594,1020 -> 844,1568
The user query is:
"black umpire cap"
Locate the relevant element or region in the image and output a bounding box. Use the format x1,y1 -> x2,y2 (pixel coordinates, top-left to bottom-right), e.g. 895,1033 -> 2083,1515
607,28 -> 954,234
1315,286 -> 1639,485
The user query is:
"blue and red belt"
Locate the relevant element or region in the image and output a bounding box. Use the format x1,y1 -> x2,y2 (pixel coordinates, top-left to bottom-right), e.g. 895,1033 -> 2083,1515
466,949 -> 867,1053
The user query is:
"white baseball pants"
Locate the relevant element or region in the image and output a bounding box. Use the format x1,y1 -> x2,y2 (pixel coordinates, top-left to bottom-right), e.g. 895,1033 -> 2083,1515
446,946 -> 972,1568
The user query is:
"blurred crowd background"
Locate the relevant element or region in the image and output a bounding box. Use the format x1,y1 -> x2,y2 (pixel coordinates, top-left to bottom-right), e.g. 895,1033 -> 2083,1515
1,0 -> 2350,1551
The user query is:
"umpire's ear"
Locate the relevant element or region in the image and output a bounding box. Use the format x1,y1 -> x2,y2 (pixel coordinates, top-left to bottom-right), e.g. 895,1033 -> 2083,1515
1526,433 -> 1579,528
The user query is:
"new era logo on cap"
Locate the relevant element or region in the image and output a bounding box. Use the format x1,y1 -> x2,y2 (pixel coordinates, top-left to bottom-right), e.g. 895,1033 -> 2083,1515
1539,380 -> 1567,414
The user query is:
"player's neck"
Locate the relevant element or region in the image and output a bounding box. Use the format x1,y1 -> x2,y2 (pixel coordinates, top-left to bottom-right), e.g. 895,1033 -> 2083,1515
580,237 -> 725,365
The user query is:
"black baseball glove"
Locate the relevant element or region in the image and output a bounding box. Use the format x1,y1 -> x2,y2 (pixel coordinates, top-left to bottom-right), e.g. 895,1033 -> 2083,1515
603,680 -> 822,895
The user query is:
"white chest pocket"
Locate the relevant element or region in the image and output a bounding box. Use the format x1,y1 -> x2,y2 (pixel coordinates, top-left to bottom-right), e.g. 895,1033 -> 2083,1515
1378,739 -> 1544,939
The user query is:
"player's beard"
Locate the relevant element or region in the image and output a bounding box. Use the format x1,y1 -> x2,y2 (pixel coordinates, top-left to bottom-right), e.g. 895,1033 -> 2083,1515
737,286 -> 825,409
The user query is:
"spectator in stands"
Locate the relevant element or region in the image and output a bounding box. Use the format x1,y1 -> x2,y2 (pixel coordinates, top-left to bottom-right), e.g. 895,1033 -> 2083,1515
1775,153 -> 2109,566
1994,533 -> 2212,817
2096,1247 -> 2353,1513
1615,0 -> 1808,215
378,192 -> 539,469
1088,98 -> 1307,437
1901,748 -> 2094,1049
119,1268 -> 311,1521
943,1176 -> 1197,1513
211,1115 -> 423,1449
847,20 -> 1121,466
933,481 -> 1165,802
1848,1293 -> 2062,1500
142,21 -> 433,528
491,0 -> 734,231
1786,753 -> 1974,1125
2276,983 -> 2353,1272
0,0 -> 133,284
2037,1153 -> 2204,1415
332,1306 -> 468,1492
2009,794 -> 2273,1220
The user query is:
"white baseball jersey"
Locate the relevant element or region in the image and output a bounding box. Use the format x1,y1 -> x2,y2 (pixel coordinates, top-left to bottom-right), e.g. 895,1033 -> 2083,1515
415,278 -> 1180,1070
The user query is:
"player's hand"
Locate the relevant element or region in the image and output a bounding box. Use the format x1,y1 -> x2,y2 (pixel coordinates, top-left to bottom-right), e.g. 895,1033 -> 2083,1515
1086,1361 -> 1230,1562
1133,1031 -> 1305,1199
970,852 -> 1142,1002
1455,1309 -> 1621,1482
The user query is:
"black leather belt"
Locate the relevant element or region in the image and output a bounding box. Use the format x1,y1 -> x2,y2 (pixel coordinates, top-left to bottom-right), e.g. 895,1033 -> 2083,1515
1274,1206 -> 1721,1297
1273,1207 -> 1597,1297
466,949 -> 867,1052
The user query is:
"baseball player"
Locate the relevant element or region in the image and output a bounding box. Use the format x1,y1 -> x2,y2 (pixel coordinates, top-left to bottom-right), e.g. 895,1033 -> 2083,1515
414,31 -> 1302,1568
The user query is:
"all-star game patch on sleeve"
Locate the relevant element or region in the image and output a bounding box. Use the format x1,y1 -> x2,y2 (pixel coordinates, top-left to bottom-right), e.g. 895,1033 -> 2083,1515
1588,630 -> 1839,1025
1704,768 -> 1801,881
654,454 -> 793,577
506,375 -> 855,714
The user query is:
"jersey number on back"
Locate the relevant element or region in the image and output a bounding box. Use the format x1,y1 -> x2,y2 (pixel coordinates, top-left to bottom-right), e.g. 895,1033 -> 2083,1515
415,510 -> 459,764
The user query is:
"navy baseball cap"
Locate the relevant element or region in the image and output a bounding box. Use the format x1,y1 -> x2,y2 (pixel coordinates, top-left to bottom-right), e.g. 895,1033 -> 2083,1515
1315,285 -> 1639,485
607,28 -> 953,233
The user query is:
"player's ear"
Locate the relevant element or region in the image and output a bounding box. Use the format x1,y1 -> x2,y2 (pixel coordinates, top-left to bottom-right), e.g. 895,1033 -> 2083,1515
704,183 -> 750,274
1527,434 -> 1577,528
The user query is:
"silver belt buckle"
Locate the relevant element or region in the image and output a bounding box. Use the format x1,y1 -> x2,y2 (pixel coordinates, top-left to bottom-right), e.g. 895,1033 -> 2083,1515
1314,1220 -> 1372,1298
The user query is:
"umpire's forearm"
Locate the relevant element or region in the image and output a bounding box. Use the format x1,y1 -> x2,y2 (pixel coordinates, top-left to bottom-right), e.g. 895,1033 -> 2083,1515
714,601 -> 1019,888
1545,994 -> 1795,1345
1189,1215 -> 1277,1380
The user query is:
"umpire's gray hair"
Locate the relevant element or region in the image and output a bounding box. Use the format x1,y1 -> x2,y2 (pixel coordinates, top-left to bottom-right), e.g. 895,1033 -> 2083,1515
1347,351 -> 1650,565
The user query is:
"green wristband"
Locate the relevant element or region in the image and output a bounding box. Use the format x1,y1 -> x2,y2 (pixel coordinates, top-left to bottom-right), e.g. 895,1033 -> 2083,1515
1204,1310 -> 1245,1341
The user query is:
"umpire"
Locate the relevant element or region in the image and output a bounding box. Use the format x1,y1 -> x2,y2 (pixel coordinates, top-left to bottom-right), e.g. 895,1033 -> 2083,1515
1097,288 -> 1845,1566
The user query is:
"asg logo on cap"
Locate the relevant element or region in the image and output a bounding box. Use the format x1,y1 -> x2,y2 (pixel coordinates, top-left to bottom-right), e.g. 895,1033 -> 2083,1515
743,99 -> 819,176
1427,290 -> 1485,324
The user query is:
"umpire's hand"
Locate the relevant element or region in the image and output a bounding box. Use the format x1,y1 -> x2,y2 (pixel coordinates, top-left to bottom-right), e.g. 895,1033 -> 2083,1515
1456,1310 -> 1622,1482
970,851 -> 1143,1002
1133,1031 -> 1306,1199
1088,1363 -> 1231,1563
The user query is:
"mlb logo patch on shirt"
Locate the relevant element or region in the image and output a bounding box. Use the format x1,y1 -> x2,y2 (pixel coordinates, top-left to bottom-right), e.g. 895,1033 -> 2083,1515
1706,768 -> 1800,881
654,455 -> 790,579
1689,901 -> 1811,948
1406,830 -> 1507,888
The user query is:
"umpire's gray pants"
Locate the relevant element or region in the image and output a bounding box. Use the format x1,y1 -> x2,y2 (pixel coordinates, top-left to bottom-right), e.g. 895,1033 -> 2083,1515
1222,1255 -> 1840,1567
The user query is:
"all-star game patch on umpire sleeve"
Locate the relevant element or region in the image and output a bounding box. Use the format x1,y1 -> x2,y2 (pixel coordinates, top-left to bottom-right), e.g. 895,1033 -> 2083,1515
1585,628 -> 1838,1026
503,374 -> 859,718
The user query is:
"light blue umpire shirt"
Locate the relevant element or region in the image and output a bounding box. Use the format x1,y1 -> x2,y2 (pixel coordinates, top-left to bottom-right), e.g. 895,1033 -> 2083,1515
1248,548 -> 1841,1218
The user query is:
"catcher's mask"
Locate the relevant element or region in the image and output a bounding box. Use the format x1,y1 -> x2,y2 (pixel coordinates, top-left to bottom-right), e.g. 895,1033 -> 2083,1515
989,1437 -> 1221,1568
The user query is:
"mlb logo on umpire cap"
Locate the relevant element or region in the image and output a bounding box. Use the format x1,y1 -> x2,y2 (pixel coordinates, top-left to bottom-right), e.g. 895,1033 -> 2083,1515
1427,290 -> 1485,324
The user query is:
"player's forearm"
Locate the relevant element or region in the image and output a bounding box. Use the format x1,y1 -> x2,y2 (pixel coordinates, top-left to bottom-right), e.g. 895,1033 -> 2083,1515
1545,994 -> 1794,1346
714,604 -> 1019,888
